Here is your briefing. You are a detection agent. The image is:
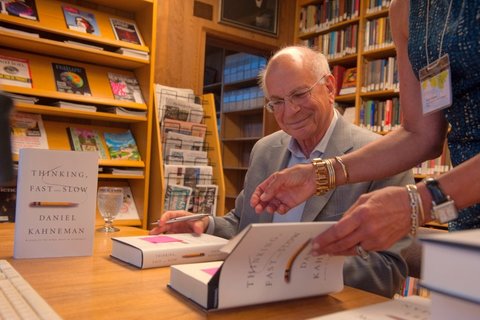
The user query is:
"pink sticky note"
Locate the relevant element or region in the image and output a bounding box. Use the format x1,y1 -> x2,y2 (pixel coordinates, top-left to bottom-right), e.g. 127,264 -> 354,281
140,235 -> 184,244
202,267 -> 219,276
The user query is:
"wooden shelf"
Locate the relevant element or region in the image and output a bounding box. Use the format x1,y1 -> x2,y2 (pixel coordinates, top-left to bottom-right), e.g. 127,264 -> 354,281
3,0 -> 157,229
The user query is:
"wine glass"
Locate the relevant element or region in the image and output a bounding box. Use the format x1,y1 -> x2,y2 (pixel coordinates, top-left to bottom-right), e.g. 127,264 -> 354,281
97,187 -> 124,232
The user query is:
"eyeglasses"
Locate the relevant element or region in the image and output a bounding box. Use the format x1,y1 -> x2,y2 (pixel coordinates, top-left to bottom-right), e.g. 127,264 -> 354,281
264,74 -> 329,113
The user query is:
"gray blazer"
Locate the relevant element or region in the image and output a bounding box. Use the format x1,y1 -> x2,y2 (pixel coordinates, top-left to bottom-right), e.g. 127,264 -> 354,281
213,115 -> 414,298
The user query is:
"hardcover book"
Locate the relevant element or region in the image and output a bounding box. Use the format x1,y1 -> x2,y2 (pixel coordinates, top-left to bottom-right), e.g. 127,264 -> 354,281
103,130 -> 141,161
52,63 -> 91,96
14,149 -> 98,258
169,222 -> 344,310
0,55 -> 32,88
420,229 -> 480,304
339,67 -> 357,95
107,72 -> 144,103
110,18 -> 144,45
111,233 -> 229,269
67,127 -> 108,159
62,5 -> 100,35
0,0 -> 38,21
10,111 -> 48,154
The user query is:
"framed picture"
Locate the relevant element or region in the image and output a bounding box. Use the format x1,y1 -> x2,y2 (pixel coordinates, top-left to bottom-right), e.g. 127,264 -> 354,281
220,0 -> 278,37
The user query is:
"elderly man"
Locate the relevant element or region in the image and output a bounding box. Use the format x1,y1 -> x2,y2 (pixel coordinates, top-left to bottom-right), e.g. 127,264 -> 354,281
151,46 -> 414,298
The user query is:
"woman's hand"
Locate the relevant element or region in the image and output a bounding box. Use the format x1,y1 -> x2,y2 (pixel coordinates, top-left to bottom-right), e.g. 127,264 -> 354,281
250,163 -> 317,214
311,186 -> 412,256
149,210 -> 209,235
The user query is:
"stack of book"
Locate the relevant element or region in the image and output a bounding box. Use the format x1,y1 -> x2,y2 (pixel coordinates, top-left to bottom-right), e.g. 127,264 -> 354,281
420,229 -> 480,319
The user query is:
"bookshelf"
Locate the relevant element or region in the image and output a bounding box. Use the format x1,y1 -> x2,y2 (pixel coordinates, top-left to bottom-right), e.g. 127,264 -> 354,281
1,0 -> 157,228
203,41 -> 279,212
295,1 -> 397,130
294,0 -> 450,178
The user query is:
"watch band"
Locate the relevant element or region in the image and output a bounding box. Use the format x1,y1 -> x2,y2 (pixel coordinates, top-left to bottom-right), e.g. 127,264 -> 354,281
424,177 -> 448,205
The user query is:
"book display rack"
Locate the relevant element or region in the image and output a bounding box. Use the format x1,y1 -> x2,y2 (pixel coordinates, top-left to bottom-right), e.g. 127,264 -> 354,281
1,0 -> 157,228
148,89 -> 225,224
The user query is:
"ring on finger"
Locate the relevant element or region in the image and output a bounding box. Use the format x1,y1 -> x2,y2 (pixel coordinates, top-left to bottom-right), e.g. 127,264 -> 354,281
355,244 -> 369,260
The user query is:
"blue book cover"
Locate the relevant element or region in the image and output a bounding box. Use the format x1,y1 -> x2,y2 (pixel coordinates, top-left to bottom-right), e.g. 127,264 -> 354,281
103,130 -> 141,161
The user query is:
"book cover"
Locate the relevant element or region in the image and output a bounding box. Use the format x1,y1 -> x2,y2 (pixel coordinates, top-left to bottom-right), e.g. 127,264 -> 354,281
110,17 -> 144,45
0,54 -> 32,88
169,222 -> 345,310
107,72 -> 144,103
111,233 -> 229,269
339,67 -> 357,95
118,185 -> 139,220
52,63 -> 91,96
10,111 -> 48,154
103,130 -> 141,161
67,127 -> 108,159
0,186 -> 16,222
0,0 -> 38,21
62,5 -> 100,35
420,229 -> 480,303
14,149 -> 98,258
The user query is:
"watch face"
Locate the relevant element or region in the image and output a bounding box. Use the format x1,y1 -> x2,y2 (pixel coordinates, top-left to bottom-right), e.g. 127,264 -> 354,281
434,200 -> 458,223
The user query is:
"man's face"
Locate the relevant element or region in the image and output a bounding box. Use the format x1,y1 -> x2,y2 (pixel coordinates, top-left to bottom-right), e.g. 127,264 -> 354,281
265,62 -> 334,142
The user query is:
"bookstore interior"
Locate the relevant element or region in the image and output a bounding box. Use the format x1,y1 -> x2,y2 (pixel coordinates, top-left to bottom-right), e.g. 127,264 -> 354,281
0,0 -> 478,319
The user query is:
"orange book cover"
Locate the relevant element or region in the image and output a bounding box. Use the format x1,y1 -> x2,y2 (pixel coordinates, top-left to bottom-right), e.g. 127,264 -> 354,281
339,67 -> 357,95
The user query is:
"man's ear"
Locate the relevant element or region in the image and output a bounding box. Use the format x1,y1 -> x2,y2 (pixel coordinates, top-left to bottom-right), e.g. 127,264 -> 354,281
325,74 -> 336,95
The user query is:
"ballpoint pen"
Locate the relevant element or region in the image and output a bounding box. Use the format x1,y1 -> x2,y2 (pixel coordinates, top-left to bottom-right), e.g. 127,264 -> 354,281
151,213 -> 210,225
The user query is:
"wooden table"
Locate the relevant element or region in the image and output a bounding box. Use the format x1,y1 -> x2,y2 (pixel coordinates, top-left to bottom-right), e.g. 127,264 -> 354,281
0,223 -> 388,319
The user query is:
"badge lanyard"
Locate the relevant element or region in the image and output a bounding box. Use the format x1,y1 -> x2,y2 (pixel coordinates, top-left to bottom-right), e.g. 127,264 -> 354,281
419,0 -> 454,115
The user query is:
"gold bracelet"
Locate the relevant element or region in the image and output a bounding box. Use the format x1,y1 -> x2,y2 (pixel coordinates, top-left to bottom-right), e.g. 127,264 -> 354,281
312,158 -> 335,195
334,156 -> 349,183
405,184 -> 420,236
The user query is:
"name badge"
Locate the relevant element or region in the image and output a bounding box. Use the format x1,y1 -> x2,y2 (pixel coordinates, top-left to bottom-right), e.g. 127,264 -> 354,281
419,54 -> 452,115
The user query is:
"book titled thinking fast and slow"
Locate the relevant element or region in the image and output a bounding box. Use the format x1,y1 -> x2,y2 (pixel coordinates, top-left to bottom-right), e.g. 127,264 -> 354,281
169,222 -> 344,310
14,149 -> 98,259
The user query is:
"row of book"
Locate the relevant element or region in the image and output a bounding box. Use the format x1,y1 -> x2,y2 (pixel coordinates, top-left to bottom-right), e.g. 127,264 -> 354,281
155,85 -> 219,217
300,24 -> 358,60
362,56 -> 399,93
358,98 -> 401,133
0,54 -> 145,104
364,16 -> 393,51
222,86 -> 264,113
365,0 -> 393,14
1,0 -> 146,47
10,111 -> 142,162
298,0 -> 360,34
223,52 -> 266,85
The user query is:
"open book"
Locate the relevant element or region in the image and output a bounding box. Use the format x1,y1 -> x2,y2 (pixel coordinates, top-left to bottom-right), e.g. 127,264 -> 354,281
169,222 -> 344,310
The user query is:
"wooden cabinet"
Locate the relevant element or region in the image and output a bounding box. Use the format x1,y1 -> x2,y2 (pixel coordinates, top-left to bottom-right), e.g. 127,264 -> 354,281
1,0 -> 157,228
203,40 -> 279,212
